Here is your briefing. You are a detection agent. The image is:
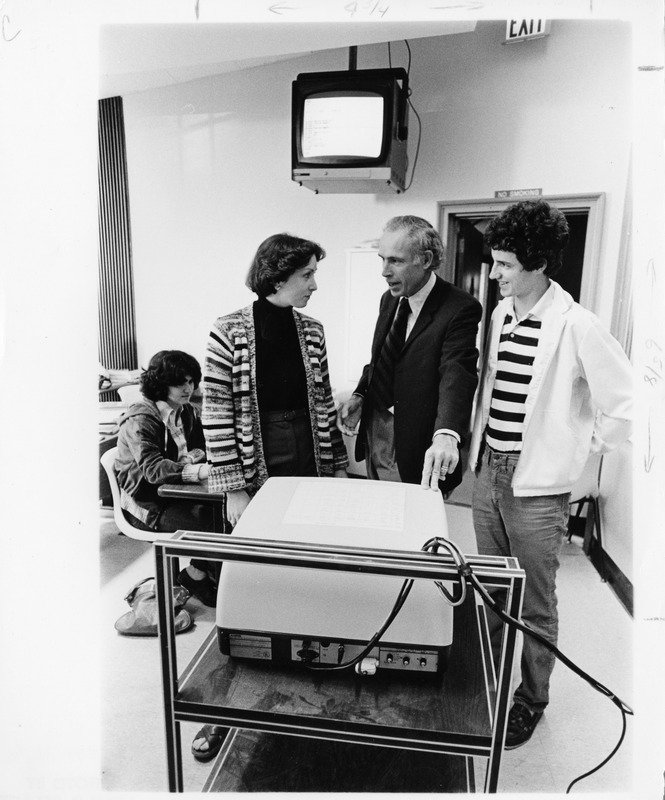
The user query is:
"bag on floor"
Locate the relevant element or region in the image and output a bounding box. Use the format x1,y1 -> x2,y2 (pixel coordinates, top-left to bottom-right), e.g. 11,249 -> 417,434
114,577 -> 193,636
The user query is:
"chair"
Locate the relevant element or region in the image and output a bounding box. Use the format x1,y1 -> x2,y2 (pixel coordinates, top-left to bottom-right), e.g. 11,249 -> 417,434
567,452 -> 605,582
100,446 -> 169,543
100,446 -> 182,581
116,383 -> 143,407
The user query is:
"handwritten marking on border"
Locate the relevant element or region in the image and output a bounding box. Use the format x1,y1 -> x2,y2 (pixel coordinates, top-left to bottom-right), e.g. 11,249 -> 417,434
641,260 -> 664,474
645,415 -> 654,473
269,3 -> 303,13
429,2 -> 485,10
345,1 -> 390,17
2,10 -> 21,42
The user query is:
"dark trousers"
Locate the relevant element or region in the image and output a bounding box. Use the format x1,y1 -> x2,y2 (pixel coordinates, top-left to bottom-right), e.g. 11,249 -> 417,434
124,501 -> 214,573
260,412 -> 317,478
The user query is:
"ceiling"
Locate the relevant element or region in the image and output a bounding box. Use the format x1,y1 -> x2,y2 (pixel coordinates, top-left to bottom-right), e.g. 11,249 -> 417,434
99,20 -> 476,97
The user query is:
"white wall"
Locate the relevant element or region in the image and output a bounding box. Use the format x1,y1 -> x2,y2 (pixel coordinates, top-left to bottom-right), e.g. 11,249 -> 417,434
600,442 -> 633,581
119,19 -> 634,576
122,19 -> 632,391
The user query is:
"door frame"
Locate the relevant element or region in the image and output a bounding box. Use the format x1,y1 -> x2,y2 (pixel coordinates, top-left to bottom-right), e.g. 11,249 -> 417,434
437,193 -> 605,313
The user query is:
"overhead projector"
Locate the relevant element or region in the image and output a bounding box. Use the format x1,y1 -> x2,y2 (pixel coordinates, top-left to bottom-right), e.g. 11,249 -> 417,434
216,477 -> 454,676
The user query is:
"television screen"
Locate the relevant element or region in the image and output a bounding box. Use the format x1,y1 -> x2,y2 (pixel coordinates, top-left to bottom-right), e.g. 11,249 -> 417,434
302,93 -> 385,160
292,68 -> 409,194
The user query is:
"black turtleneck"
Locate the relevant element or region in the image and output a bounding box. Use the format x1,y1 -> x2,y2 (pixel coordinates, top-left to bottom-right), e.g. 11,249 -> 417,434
253,297 -> 308,413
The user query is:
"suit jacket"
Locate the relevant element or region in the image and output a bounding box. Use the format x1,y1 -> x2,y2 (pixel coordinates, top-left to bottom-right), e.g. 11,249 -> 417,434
354,274 -> 482,492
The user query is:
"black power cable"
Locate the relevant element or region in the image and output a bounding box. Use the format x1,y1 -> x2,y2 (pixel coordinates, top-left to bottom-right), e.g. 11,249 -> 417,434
302,532 -> 631,790
423,536 -> 633,793
387,39 -> 422,192
304,576 -> 415,672
303,536 -> 466,673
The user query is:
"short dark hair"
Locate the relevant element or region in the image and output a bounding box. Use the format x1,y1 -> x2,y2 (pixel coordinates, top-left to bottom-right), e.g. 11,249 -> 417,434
245,233 -> 326,298
484,200 -> 569,275
383,215 -> 445,271
140,350 -> 202,402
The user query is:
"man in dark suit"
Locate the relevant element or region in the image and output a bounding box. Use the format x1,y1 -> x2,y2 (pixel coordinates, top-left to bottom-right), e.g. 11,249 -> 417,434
338,216 -> 482,494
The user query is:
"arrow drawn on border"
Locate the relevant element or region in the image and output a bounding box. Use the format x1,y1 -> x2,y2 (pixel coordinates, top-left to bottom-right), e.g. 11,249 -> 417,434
429,2 -> 485,10
269,3 -> 302,14
645,413 -> 655,473
646,258 -> 657,292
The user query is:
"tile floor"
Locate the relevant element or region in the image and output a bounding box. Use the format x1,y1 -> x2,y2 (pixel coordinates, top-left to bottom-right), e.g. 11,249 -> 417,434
100,501 -> 634,794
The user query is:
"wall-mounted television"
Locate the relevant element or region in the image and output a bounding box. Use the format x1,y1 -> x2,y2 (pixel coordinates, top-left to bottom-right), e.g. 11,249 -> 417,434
292,68 -> 409,194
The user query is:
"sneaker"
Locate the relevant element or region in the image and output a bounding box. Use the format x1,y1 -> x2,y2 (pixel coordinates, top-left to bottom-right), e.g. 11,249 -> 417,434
504,703 -> 543,749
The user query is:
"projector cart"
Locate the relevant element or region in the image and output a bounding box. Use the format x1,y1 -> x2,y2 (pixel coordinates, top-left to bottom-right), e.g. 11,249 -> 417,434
155,530 -> 524,793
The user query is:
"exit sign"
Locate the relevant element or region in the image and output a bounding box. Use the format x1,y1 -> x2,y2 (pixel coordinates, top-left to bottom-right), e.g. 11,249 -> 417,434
505,19 -> 550,43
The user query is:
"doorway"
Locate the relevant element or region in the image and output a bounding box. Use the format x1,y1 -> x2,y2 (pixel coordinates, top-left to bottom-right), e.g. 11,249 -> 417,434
438,194 -> 605,356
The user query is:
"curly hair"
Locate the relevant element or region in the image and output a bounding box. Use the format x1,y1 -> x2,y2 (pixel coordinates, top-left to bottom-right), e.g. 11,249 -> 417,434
140,350 -> 202,402
383,216 -> 445,271
484,200 -> 569,275
245,233 -> 326,298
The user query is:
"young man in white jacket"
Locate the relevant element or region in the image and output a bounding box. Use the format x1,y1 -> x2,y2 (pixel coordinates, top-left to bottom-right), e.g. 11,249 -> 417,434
468,199 -> 632,749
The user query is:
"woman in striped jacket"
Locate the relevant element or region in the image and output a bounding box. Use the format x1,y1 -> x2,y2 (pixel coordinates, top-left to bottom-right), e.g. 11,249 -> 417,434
193,233 -> 349,762
202,232 -> 348,528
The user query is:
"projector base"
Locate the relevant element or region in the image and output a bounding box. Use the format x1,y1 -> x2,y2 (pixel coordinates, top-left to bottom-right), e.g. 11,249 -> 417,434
217,628 -> 449,676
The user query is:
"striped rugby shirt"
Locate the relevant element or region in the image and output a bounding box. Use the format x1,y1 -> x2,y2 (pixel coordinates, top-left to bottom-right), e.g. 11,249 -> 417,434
485,286 -> 553,452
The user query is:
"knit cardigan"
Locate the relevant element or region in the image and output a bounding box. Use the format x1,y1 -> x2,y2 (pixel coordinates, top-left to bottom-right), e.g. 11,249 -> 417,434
201,304 -> 348,494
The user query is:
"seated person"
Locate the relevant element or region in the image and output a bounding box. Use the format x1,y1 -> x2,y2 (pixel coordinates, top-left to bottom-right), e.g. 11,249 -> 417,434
114,349 -> 216,606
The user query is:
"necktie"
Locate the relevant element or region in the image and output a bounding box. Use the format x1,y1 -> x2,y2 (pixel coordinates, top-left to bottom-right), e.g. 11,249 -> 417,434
368,297 -> 411,411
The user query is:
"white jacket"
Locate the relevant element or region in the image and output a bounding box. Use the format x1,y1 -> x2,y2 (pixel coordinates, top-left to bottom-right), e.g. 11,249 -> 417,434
469,281 -> 632,496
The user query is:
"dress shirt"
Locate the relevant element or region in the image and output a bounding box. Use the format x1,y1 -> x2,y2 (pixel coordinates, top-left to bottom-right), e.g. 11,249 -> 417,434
355,271 -> 460,444
156,400 -> 203,482
404,271 -> 435,338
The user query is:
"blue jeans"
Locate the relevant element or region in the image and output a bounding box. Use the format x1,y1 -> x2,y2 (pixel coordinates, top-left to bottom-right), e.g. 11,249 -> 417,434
472,446 -> 570,712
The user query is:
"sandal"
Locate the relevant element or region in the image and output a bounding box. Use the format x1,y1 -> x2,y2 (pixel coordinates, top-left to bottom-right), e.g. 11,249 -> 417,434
177,569 -> 217,607
191,725 -> 228,762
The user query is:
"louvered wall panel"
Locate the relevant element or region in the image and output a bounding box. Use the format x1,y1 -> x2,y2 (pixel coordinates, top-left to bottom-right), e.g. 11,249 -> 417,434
98,96 -> 138,388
